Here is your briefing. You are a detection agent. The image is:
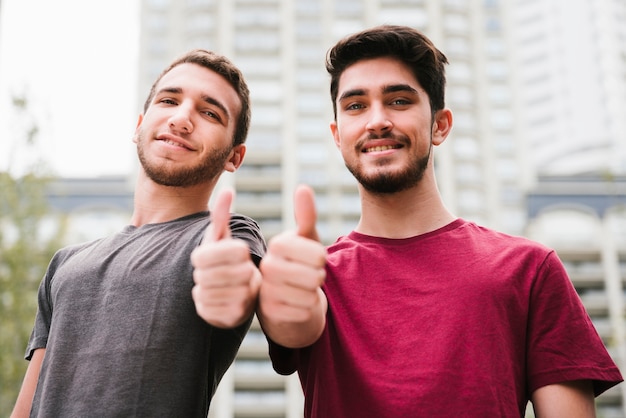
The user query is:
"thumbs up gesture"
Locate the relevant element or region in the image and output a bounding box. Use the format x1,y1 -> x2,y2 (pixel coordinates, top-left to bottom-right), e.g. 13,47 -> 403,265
191,188 -> 261,328
258,185 -> 328,348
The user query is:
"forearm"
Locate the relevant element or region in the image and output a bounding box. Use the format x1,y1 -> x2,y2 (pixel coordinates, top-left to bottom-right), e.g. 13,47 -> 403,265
532,380 -> 596,418
11,348 -> 45,418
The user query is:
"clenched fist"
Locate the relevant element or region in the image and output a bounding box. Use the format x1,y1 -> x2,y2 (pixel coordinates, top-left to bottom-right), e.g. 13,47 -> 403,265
191,188 -> 261,328
258,185 -> 328,348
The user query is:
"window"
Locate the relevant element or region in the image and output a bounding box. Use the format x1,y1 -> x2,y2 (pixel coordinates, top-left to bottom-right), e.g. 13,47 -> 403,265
453,136 -> 480,159
490,109 -> 513,130
235,33 -> 280,52
486,61 -> 508,80
456,163 -> 482,184
485,17 -> 501,32
297,93 -> 325,114
248,81 -> 282,103
251,104 -> 282,127
379,9 -> 428,27
485,38 -> 505,57
488,85 -> 511,104
444,14 -> 469,33
446,37 -> 471,55
148,0 -> 169,10
449,86 -> 474,106
458,189 -> 485,211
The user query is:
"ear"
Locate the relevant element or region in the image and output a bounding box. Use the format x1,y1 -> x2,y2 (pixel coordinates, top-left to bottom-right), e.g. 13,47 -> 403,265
431,108 -> 453,146
223,144 -> 246,173
132,114 -> 144,144
330,121 -> 341,149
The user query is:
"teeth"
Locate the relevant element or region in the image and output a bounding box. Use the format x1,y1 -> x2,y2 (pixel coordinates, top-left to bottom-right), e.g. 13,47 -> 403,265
365,145 -> 396,153
164,139 -> 184,147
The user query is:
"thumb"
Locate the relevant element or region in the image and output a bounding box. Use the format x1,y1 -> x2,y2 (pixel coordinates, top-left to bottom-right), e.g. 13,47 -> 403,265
204,187 -> 233,242
294,184 -> 320,242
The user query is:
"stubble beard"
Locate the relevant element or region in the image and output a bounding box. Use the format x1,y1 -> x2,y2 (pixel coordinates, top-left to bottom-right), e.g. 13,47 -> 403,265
136,131 -> 232,188
346,138 -> 432,195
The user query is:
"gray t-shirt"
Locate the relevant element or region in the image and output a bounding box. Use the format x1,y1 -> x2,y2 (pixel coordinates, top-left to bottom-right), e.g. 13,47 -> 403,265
26,211 -> 266,417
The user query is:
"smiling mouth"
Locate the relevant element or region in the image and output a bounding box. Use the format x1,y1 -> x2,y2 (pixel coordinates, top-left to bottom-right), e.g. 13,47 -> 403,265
158,138 -> 191,150
363,144 -> 402,153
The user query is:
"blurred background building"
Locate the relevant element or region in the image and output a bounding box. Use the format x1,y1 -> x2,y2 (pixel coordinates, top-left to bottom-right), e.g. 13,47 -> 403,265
136,1 -> 626,417
13,0 -> 626,416
513,0 -> 626,176
136,1 -> 531,413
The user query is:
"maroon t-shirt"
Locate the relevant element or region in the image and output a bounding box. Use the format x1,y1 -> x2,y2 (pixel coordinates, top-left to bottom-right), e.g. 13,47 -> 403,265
269,219 -> 622,417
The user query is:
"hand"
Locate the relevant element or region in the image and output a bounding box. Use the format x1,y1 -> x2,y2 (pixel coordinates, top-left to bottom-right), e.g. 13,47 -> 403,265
258,185 -> 327,347
191,187 -> 261,328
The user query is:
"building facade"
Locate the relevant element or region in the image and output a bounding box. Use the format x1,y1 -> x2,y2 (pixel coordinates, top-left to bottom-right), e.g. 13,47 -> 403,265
130,0 -> 626,416
511,0 -> 626,176
137,0 -> 529,239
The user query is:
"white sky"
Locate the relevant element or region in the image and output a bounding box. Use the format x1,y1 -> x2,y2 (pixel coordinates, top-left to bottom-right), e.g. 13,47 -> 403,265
0,0 -> 140,177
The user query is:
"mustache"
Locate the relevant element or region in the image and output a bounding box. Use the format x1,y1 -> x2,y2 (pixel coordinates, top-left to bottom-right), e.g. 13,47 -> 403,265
367,131 -> 394,140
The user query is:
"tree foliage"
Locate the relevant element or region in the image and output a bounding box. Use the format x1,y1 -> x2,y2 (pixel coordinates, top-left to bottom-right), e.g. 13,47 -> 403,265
0,94 -> 65,416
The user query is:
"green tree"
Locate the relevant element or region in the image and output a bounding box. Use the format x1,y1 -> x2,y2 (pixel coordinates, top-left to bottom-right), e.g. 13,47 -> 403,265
0,94 -> 65,416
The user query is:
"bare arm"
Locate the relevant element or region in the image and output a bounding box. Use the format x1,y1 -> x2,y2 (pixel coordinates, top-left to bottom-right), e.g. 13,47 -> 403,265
11,348 -> 45,418
531,380 -> 596,418
257,185 -> 328,348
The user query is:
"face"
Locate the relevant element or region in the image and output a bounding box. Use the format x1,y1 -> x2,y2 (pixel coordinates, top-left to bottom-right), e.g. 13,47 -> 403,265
330,57 -> 449,194
134,63 -> 245,188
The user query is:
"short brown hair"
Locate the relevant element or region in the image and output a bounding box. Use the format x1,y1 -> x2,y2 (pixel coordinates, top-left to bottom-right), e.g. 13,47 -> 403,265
326,25 -> 448,119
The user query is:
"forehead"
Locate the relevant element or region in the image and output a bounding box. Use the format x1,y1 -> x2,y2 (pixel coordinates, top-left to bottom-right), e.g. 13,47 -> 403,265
338,57 -> 421,94
158,63 -> 241,114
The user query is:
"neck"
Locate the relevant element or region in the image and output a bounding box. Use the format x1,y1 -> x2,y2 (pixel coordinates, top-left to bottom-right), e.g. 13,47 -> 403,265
355,175 -> 455,239
130,170 -> 216,227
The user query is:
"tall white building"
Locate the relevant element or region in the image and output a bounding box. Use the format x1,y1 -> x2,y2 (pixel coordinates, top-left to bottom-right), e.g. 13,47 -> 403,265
134,0 -> 625,417
137,0 -> 528,238
511,0 -> 626,176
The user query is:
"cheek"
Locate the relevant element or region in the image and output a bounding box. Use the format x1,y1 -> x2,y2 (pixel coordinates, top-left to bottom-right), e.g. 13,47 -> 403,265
333,121 -> 359,144
339,141 -> 357,162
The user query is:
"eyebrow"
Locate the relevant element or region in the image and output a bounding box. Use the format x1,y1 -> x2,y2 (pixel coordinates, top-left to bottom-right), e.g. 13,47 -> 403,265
383,84 -> 419,95
338,84 -> 419,102
338,88 -> 366,102
156,87 -> 230,120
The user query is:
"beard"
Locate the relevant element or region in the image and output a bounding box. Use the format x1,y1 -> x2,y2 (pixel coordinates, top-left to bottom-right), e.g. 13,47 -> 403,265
346,134 -> 432,195
136,131 -> 232,188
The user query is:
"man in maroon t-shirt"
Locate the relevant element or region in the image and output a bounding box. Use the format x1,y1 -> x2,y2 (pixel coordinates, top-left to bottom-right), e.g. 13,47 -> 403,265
257,25 -> 622,417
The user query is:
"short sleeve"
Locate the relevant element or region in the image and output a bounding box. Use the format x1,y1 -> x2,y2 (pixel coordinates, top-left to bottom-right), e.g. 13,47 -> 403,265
526,251 -> 622,395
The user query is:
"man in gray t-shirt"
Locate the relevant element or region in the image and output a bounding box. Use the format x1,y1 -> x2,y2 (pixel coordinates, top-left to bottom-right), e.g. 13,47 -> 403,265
12,49 -> 265,418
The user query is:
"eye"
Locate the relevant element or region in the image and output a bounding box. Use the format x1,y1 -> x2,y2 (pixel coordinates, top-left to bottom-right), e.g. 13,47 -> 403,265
390,98 -> 411,106
159,98 -> 178,105
202,109 -> 222,122
345,102 -> 365,111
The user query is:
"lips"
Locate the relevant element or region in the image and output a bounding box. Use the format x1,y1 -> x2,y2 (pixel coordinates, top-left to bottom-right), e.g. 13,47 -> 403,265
363,144 -> 401,153
160,138 -> 189,149
156,133 -> 194,150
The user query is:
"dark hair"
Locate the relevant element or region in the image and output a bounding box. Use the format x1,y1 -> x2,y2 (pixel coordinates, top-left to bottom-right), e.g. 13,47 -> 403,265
326,25 -> 448,118
143,49 -> 251,147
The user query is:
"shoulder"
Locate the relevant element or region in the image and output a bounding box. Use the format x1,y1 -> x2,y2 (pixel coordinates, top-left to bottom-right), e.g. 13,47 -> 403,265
457,220 -> 552,254
329,219 -> 552,255
229,213 -> 267,261
48,239 -> 103,270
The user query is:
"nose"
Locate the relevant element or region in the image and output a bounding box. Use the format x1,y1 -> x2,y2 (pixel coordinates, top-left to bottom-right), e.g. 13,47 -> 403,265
168,104 -> 193,134
365,104 -> 392,135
